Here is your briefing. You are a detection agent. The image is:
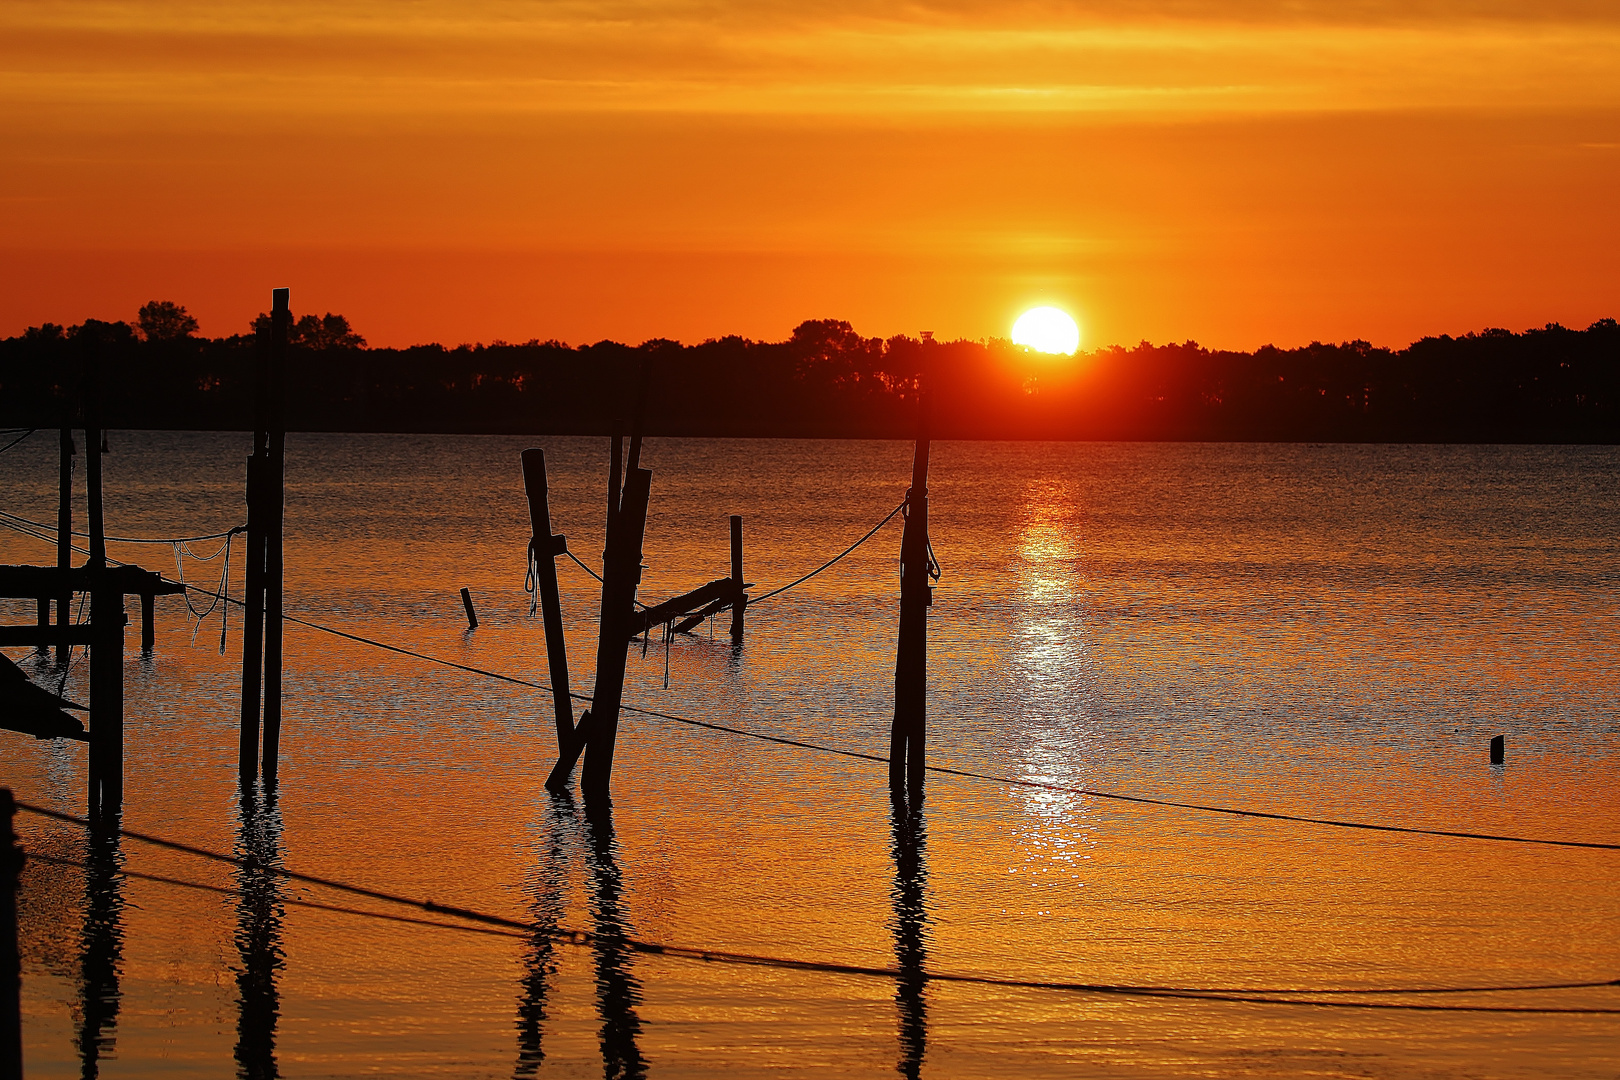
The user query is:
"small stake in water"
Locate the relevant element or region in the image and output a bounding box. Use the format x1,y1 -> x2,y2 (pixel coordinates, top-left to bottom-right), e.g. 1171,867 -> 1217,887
1490,734 -> 1505,766
460,587 -> 478,630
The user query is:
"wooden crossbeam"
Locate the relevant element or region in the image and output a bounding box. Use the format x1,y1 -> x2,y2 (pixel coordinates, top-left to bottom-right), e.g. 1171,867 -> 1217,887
626,578 -> 748,640
0,564 -> 182,600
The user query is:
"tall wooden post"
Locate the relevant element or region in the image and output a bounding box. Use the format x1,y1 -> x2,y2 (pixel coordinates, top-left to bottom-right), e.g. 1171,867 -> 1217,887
0,788 -> 22,1080
261,289 -> 289,786
84,369 -> 123,817
889,404 -> 931,798
729,515 -> 746,643
242,289 -> 288,787
56,426 -> 73,661
238,445 -> 266,783
581,467 -> 652,804
522,449 -> 577,757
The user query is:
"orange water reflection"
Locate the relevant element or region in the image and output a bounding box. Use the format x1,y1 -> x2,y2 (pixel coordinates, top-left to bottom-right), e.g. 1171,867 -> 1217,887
0,435 -> 1617,1077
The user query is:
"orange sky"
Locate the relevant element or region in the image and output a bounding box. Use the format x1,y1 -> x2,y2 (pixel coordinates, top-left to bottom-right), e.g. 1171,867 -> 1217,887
2,0 -> 1617,349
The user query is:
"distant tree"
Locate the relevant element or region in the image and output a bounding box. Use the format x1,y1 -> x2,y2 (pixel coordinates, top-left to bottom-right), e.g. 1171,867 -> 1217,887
249,310 -> 367,349
137,300 -> 199,342
295,313 -> 366,350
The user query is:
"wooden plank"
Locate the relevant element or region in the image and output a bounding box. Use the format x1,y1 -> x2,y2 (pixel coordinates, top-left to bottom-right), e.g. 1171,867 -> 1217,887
0,564 -> 175,599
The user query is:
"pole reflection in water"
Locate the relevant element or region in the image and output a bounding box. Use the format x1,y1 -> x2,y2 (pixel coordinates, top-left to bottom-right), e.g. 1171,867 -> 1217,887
514,795 -> 570,1077
890,792 -> 930,1080
77,823 -> 124,1080
516,793 -> 649,1079
233,789 -> 285,1080
584,799 -> 648,1080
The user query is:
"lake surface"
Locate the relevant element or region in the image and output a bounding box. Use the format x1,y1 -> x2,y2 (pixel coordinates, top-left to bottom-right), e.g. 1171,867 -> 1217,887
1,433 -> 1618,1079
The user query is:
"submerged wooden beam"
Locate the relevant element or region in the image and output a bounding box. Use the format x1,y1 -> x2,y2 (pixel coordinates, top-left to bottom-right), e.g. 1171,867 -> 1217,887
626,578 -> 744,641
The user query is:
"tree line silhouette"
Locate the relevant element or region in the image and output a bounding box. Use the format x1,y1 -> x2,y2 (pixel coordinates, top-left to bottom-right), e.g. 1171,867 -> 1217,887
2,304 -> 1616,441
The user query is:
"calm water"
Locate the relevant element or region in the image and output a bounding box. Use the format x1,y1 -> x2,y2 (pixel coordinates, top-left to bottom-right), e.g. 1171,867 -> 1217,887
1,434 -> 1617,1079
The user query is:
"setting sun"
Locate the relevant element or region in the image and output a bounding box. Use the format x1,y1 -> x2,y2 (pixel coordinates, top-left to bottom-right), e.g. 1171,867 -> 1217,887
1012,307 -> 1080,355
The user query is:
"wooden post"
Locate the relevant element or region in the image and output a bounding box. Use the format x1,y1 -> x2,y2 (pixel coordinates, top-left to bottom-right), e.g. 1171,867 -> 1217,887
889,405 -> 931,798
1490,735 -> 1505,765
84,401 -> 123,817
0,788 -> 21,1080
140,593 -> 155,652
238,450 -> 266,784
459,587 -> 478,630
606,425 -> 624,534
729,515 -> 746,643
521,450 -> 578,761
56,426 -> 74,661
261,289 -> 288,786
34,599 -> 48,654
581,467 -> 652,804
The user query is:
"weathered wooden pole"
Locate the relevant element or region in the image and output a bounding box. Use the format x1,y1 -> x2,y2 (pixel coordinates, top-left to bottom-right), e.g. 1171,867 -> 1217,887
0,788 -> 22,1080
139,594 -> 155,652
261,289 -> 288,786
606,425 -> 623,535
239,409 -> 269,783
889,401 -> 931,798
522,450 -> 578,764
84,365 -> 123,818
241,289 -> 289,786
580,467 -> 652,804
56,426 -> 74,661
729,515 -> 746,643
1490,734 -> 1505,765
459,587 -> 478,630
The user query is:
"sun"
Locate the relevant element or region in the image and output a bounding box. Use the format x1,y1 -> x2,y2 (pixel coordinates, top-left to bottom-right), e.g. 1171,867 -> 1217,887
1012,307 -> 1080,355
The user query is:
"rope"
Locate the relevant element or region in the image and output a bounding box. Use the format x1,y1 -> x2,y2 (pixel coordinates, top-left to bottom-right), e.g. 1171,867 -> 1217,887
173,529 -> 240,652
749,499 -> 906,606
3,514 -> 1616,851
563,549 -> 605,584
0,429 -> 36,456
14,804 -> 1619,1013
0,509 -> 241,546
